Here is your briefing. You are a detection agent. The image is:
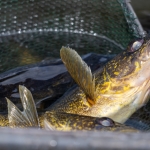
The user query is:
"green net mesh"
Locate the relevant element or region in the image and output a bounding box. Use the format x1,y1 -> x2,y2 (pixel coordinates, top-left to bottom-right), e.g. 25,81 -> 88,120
1,0 -> 149,131
0,0 -> 145,73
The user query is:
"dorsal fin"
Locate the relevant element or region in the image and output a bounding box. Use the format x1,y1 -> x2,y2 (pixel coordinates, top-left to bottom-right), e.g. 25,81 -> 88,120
60,47 -> 96,103
6,85 -> 39,128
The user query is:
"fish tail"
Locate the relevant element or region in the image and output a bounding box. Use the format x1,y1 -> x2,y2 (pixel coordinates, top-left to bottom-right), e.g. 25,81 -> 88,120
6,85 -> 40,128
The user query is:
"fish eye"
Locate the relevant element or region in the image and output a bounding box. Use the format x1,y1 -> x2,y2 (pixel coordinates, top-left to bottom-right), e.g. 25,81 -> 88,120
130,39 -> 144,52
95,117 -> 115,127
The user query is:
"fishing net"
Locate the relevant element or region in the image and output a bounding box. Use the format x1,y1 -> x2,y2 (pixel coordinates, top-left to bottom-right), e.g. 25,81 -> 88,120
1,0 -> 150,139
0,0 -> 145,73
0,0 -> 150,149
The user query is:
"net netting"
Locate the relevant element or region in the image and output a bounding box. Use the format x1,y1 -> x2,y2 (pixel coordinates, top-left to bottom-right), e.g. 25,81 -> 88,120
0,0 -> 145,73
0,0 -> 149,131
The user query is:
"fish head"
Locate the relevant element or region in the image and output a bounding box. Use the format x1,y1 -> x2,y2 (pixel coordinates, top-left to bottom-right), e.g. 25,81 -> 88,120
100,37 -> 150,122
106,38 -> 150,81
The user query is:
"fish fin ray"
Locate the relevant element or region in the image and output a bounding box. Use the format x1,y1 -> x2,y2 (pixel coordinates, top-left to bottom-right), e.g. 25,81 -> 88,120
6,85 -> 39,128
6,98 -> 30,127
19,85 -> 39,127
60,47 -> 96,103
44,118 -> 55,131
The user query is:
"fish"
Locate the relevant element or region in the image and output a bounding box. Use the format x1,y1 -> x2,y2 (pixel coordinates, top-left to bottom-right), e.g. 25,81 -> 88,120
4,38 -> 150,131
5,85 -> 137,132
46,38 -> 150,124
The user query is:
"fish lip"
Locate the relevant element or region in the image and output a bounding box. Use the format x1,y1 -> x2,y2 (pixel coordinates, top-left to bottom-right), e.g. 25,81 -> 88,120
137,39 -> 150,62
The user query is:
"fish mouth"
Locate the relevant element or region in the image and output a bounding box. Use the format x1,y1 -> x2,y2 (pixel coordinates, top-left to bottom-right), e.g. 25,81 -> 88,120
128,39 -> 150,88
139,39 -> 150,62
131,39 -> 150,107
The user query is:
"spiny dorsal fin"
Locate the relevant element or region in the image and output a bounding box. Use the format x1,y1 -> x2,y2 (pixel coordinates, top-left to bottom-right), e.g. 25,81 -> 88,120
60,47 -> 96,102
6,85 -> 39,128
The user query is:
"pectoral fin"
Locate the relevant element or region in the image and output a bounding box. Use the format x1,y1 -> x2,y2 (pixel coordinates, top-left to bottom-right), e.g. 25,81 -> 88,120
60,47 -> 96,104
43,119 -> 56,131
6,85 -> 39,128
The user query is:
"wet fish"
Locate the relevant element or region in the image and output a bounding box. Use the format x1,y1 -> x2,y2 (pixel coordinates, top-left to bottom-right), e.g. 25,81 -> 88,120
47,38 -> 150,124
4,38 -> 150,131
5,85 -> 137,132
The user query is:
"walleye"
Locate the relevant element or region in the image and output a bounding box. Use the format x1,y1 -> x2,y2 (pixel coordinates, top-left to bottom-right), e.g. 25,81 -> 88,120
5,85 -> 137,132
47,38 -> 150,123
5,38 -> 150,131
